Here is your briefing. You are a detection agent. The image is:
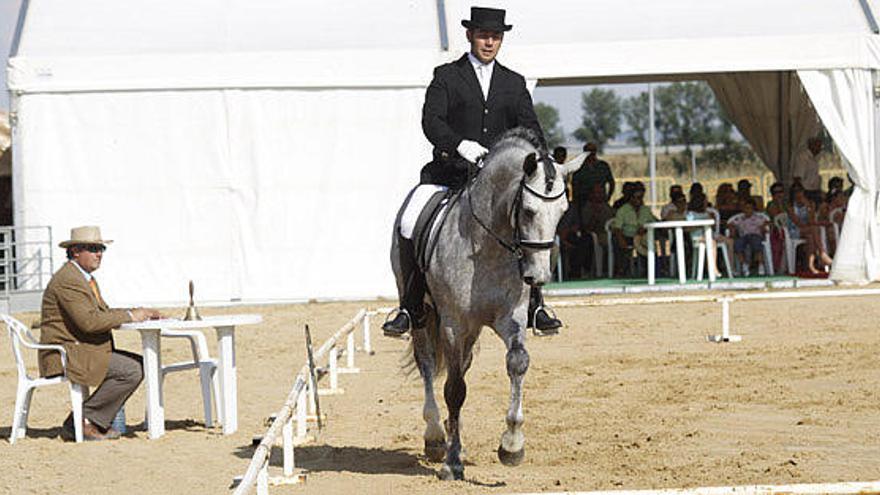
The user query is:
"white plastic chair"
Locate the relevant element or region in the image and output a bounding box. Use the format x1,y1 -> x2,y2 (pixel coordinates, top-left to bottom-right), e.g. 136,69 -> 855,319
694,208 -> 734,279
774,213 -> 806,274
726,212 -> 774,276
159,329 -> 222,427
2,314 -> 87,444
604,218 -> 615,278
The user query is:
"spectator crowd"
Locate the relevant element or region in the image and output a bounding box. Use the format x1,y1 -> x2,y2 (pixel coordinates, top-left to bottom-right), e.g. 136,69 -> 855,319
556,138 -> 850,280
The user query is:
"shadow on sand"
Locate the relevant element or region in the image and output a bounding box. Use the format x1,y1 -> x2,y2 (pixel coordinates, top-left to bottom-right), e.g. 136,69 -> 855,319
234,443 -> 436,477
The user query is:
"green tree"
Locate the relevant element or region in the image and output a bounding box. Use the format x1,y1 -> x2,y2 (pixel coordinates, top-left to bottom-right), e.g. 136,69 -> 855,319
534,102 -> 565,149
572,88 -> 621,152
655,82 -> 732,153
654,85 -> 680,154
622,92 -> 649,155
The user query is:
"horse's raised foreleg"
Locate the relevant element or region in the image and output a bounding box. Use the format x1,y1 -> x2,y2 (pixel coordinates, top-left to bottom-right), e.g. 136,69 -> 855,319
411,325 -> 445,462
498,330 -> 529,466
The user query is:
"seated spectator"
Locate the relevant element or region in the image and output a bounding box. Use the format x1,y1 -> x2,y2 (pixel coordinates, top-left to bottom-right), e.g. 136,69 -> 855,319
766,182 -> 787,218
689,182 -> 705,206
557,197 -> 588,280
728,198 -> 768,276
581,183 -> 615,242
787,183 -> 832,274
39,226 -> 161,441
612,183 -> 657,276
660,184 -> 684,219
714,182 -> 739,223
827,176 -> 844,195
736,179 -> 764,211
662,191 -> 688,221
612,181 -> 636,210
687,193 -> 734,275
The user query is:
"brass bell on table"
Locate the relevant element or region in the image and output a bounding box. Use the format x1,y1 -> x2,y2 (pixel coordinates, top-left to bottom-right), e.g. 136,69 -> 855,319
183,280 -> 202,321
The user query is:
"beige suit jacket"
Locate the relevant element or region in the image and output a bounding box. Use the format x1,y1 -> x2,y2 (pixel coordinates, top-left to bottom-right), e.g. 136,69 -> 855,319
38,261 -> 132,387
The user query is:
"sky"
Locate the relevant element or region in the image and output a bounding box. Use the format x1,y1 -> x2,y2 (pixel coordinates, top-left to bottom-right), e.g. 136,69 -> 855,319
0,0 -> 22,110
533,83 -> 651,145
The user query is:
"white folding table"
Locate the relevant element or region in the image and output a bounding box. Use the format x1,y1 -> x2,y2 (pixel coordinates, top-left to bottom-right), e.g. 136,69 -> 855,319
119,314 -> 262,439
645,219 -> 716,285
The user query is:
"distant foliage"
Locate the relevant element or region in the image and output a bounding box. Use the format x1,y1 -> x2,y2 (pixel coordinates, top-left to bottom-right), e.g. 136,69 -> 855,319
622,92 -> 649,155
700,140 -> 757,168
534,103 -> 565,150
654,82 -> 733,153
573,88 -> 621,152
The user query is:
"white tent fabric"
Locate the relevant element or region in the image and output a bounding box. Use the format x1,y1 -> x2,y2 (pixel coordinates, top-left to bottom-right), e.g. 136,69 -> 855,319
14,89 -> 428,304
7,0 -> 880,304
798,69 -> 880,283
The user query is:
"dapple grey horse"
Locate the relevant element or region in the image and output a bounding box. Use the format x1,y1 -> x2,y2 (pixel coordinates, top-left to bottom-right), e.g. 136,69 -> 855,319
391,128 -> 583,480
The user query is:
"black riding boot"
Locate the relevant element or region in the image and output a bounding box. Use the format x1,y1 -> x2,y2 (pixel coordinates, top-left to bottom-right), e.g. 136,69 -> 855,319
383,236 -> 427,337
527,286 -> 562,334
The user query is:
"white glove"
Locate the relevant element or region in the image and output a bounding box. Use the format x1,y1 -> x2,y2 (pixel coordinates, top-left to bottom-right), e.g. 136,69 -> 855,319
456,140 -> 488,164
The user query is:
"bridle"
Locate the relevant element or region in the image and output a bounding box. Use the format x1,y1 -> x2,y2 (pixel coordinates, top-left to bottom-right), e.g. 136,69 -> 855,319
467,154 -> 566,272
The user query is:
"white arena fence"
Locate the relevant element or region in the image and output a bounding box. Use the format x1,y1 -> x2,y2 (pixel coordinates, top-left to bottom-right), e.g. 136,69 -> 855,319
233,307 -> 390,494
233,286 -> 880,494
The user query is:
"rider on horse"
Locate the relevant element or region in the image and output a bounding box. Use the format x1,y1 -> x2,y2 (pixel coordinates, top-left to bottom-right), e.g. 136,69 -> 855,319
383,6 -> 564,337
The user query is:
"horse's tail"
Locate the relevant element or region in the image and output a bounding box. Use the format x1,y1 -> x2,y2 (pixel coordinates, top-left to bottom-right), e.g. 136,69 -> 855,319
402,303 -> 446,379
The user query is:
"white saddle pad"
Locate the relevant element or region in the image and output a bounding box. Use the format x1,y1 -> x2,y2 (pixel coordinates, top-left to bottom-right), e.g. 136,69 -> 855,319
400,184 -> 448,239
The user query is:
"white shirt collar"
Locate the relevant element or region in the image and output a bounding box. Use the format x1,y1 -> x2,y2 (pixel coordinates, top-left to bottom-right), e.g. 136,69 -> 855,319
467,52 -> 495,100
467,52 -> 495,72
70,260 -> 93,281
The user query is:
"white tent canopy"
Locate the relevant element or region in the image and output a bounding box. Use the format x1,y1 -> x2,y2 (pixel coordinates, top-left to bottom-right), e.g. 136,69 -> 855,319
7,0 -> 880,305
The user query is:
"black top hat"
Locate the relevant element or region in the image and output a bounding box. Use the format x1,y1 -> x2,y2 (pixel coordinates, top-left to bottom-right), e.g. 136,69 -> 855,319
461,7 -> 512,32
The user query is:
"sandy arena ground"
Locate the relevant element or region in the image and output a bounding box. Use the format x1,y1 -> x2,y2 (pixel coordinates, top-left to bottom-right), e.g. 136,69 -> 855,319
1,290 -> 879,494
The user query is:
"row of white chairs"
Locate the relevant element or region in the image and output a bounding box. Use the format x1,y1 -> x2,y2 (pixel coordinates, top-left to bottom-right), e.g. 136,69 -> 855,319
2,313 -> 221,444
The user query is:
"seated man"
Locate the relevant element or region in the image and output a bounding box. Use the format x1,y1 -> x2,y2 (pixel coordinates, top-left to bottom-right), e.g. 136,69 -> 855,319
727,199 -> 768,276
39,226 -> 160,441
612,184 -> 657,276
660,184 -> 684,219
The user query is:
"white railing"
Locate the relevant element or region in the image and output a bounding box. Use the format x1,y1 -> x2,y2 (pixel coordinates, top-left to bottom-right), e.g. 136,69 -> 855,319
233,307 -> 389,494
0,225 -> 54,298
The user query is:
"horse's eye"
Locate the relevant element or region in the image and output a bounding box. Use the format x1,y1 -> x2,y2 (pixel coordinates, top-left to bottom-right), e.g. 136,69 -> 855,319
521,209 -> 536,220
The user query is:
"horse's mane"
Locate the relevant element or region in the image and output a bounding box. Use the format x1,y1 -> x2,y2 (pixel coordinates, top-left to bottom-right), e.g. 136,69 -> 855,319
486,127 -> 556,189
491,127 -> 543,152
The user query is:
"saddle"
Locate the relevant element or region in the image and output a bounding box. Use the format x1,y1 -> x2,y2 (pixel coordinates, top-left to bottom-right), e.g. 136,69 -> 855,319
399,185 -> 461,271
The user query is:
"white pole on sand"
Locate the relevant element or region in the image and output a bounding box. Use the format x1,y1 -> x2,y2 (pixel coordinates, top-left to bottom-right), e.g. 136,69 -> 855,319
295,389 -> 307,440
707,296 -> 741,343
649,83 -> 657,207
363,312 -> 372,355
282,420 -> 294,476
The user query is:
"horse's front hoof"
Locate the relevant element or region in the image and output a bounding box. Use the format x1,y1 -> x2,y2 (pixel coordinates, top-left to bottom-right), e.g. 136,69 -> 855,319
424,439 -> 446,463
438,463 -> 464,481
497,445 -> 525,466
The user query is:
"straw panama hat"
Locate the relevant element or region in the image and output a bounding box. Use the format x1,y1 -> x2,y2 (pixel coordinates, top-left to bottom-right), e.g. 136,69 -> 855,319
59,226 -> 114,248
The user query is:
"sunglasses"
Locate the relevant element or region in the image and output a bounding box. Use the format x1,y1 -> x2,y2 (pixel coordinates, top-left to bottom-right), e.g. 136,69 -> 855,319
80,245 -> 106,253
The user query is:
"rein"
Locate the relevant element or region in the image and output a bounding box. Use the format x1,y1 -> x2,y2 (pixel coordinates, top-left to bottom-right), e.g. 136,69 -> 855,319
467,156 -> 565,263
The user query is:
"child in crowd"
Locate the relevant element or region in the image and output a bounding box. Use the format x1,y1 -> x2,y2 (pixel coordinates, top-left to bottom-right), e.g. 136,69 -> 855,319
727,198 -> 768,276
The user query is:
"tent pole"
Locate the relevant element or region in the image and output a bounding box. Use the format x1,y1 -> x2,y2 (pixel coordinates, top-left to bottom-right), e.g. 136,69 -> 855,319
435,0 -> 449,51
648,83 -> 657,207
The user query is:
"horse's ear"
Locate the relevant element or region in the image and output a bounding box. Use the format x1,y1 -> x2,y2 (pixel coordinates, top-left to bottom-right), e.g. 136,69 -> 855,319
523,153 -> 538,176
